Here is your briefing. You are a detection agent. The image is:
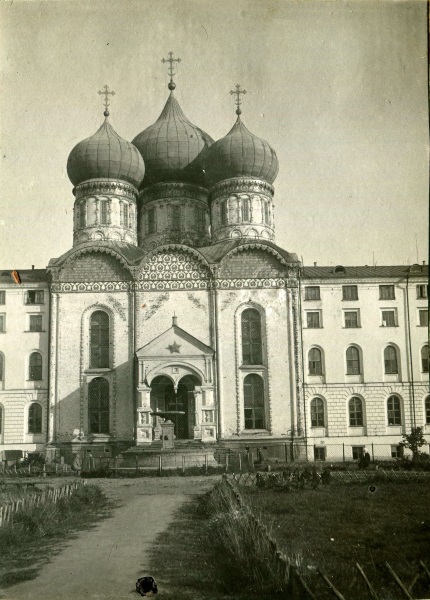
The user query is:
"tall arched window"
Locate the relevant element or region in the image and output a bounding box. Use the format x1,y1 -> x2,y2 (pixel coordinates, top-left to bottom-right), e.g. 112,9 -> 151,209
90,311 -> 109,368
310,398 -> 325,427
88,377 -> 110,434
220,200 -> 228,225
425,396 -> 430,425
243,374 -> 265,430
28,403 -> 42,434
387,395 -> 401,425
349,397 -> 363,426
308,348 -> 322,375
346,347 -> 360,375
384,346 -> 398,374
241,197 -> 250,222
29,352 -> 42,380
421,345 -> 429,373
241,309 -> 263,365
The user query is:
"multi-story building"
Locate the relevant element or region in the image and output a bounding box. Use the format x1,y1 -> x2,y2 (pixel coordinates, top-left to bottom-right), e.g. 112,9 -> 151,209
0,71 -> 428,464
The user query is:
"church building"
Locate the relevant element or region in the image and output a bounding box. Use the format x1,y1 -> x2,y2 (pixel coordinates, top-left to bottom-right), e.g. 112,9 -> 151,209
0,58 -> 428,465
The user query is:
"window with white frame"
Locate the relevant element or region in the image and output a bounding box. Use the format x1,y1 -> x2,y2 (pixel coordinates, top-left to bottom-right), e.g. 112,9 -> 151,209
310,398 -> 325,427
28,403 -> 42,434
306,311 -> 321,328
349,396 -> 364,426
384,346 -> 398,374
29,315 -> 43,332
243,374 -> 266,430
416,284 -> 428,299
241,309 -> 263,365
387,395 -> 401,425
425,396 -> 430,424
422,345 -> 429,373
344,310 -> 359,328
26,290 -> 44,305
241,197 -> 250,222
0,314 -> 4,333
346,346 -> 361,375
381,309 -> 397,327
379,285 -> 395,300
391,445 -> 403,459
0,291 -> 5,304
352,446 -> 365,460
308,348 -> 322,375
342,285 -> 358,300
314,446 -> 326,461
263,201 -> 269,224
419,309 -> 429,327
305,286 -> 320,300
100,200 -> 108,225
29,352 -> 42,381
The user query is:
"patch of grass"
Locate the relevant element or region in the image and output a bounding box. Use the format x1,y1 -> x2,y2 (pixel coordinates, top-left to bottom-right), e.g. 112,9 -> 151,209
0,484 -> 111,588
148,488 -> 270,599
241,481 -> 430,599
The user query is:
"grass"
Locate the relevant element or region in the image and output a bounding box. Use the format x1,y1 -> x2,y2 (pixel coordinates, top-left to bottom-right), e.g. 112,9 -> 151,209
0,484 -> 111,588
240,480 -> 430,599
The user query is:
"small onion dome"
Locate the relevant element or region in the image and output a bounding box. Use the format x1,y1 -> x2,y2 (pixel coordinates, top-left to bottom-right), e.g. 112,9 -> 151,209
132,92 -> 213,187
67,117 -> 145,188
204,117 -> 279,187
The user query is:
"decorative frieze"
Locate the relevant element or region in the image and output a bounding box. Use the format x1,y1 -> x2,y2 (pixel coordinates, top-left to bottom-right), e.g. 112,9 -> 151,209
140,181 -> 209,205
74,180 -> 138,201
209,177 -> 274,202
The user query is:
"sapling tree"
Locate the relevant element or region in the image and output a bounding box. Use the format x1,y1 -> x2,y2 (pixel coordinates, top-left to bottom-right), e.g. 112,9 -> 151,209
399,427 -> 428,459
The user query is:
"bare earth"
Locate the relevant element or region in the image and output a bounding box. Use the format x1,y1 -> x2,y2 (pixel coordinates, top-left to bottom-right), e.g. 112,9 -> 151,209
1,476 -> 218,600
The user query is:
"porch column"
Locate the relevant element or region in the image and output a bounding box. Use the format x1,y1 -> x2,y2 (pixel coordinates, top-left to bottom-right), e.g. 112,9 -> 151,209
192,388 -> 202,440
136,361 -> 152,444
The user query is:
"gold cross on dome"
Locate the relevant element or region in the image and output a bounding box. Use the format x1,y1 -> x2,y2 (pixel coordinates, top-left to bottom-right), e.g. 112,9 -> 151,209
230,84 -> 247,115
98,84 -> 115,115
162,52 -> 181,90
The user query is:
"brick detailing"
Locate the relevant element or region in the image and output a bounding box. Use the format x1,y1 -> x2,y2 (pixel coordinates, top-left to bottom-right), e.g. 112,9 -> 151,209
218,249 -> 287,279
60,253 -> 132,283
139,250 -> 211,282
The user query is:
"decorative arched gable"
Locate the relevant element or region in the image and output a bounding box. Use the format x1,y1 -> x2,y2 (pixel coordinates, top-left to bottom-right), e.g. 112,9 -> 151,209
59,248 -> 133,283
218,244 -> 289,279
138,246 -> 212,290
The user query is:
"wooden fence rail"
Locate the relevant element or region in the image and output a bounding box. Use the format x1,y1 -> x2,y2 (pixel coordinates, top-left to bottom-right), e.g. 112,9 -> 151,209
0,480 -> 87,527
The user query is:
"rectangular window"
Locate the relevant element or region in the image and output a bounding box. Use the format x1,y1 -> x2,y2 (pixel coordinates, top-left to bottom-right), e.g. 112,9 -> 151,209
314,446 -> 326,461
148,208 -> 156,234
342,285 -> 358,300
26,290 -> 44,305
263,202 -> 270,225
79,201 -> 86,227
172,206 -> 181,231
0,314 -> 5,333
306,312 -> 321,328
241,198 -> 250,222
100,200 -> 108,225
391,445 -> 403,459
344,311 -> 359,328
417,284 -> 428,299
352,446 -> 364,461
379,285 -> 395,300
29,315 -> 43,332
196,207 -> 206,232
220,201 -> 228,226
382,310 -> 396,327
123,204 -> 129,228
419,309 -> 429,327
305,286 -> 320,300
0,291 -> 5,304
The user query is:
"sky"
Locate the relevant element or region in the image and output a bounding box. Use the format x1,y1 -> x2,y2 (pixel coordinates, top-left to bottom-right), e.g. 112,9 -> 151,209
0,0 -> 428,268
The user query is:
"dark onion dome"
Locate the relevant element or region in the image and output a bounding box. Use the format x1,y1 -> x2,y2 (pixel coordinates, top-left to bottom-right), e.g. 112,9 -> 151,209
67,116 -> 145,188
132,92 -> 214,187
204,117 -> 279,187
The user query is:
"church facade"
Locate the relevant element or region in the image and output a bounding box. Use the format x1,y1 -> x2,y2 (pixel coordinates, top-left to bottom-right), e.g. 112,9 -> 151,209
0,72 -> 428,464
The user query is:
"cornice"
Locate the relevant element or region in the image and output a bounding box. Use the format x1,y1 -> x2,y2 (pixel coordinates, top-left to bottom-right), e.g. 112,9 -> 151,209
209,177 -> 274,202
139,182 -> 209,205
74,180 -> 138,201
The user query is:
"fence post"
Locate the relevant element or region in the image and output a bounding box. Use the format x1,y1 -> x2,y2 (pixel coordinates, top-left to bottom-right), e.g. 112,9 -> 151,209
182,455 -> 185,475
371,443 -> 375,463
238,452 -> 242,472
158,455 -> 162,475
342,443 -> 345,463
115,458 -> 118,477
284,443 -> 289,463
135,455 -> 139,476
225,452 -> 229,473
43,463 -> 46,478
205,454 -> 208,473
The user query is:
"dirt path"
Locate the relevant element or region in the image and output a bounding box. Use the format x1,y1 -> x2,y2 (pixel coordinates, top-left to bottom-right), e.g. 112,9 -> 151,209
1,476 -> 217,600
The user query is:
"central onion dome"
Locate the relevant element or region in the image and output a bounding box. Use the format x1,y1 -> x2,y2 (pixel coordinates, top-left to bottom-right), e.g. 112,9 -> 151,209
67,115 -> 145,189
204,116 -> 279,187
132,91 -> 214,187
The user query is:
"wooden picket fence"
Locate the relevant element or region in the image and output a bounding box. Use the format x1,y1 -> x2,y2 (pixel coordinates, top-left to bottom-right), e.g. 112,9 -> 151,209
223,476 -> 430,599
0,480 -> 87,527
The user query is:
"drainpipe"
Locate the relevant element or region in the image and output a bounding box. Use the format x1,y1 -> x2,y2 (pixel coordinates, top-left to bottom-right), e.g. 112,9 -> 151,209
213,282 -> 222,443
405,273 -> 416,428
298,266 -> 308,460
46,279 -> 52,449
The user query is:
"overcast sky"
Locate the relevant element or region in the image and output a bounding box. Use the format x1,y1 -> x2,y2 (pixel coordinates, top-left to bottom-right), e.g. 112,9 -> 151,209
0,0 -> 428,268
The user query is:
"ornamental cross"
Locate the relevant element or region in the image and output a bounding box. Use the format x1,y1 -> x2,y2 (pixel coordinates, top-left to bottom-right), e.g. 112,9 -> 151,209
162,52 -> 181,89
98,84 -> 115,114
230,84 -> 247,115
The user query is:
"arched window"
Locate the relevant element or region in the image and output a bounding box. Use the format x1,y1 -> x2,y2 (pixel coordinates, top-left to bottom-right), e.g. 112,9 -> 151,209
243,374 -> 265,430
387,395 -> 401,425
220,200 -> 228,225
88,377 -> 110,434
425,396 -> 430,425
310,398 -> 325,427
384,346 -> 398,374
241,309 -> 263,365
349,397 -> 363,427
241,197 -> 250,222
421,345 -> 429,373
79,200 -> 86,227
0,354 -> 3,381
346,347 -> 360,375
28,403 -> 42,434
90,311 -> 109,368
308,348 -> 322,375
29,352 -> 42,381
